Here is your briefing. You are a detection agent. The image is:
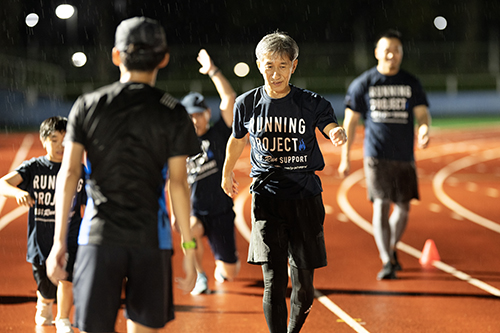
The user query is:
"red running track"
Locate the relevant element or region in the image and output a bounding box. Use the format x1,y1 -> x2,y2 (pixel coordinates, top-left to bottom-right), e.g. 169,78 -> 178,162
1,125 -> 499,332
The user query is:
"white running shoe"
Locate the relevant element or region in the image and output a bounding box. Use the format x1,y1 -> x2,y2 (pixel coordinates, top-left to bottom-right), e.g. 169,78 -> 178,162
190,272 -> 208,295
35,301 -> 53,326
55,318 -> 74,333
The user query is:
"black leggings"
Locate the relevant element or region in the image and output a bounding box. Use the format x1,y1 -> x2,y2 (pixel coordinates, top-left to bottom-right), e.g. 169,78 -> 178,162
262,260 -> 315,333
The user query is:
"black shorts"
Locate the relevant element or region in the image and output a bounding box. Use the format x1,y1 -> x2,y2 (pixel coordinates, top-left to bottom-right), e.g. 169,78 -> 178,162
32,262 -> 57,300
73,244 -> 174,332
248,193 -> 327,270
196,209 -> 238,264
364,157 -> 419,202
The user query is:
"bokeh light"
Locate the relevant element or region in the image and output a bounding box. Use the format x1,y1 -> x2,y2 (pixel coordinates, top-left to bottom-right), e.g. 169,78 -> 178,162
434,16 -> 447,30
71,52 -> 87,67
25,13 -> 39,28
234,62 -> 250,77
55,4 -> 76,20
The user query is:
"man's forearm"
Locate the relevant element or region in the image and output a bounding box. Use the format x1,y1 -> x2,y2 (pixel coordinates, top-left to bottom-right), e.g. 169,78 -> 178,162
222,135 -> 247,177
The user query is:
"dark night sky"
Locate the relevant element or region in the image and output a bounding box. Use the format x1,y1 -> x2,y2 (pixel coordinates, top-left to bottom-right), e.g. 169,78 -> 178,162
2,0 -> 500,98
4,0 -> 500,51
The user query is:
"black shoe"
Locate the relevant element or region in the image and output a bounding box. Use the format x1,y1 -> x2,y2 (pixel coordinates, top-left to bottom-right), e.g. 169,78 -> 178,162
377,262 -> 397,280
393,251 -> 402,271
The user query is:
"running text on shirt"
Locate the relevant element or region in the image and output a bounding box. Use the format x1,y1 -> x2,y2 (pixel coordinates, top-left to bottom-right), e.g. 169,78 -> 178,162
248,115 -> 308,168
369,85 -> 411,124
33,175 -> 84,222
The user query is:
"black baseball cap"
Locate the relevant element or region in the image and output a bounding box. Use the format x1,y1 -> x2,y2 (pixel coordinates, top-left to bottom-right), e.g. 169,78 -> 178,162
114,17 -> 168,54
181,92 -> 209,114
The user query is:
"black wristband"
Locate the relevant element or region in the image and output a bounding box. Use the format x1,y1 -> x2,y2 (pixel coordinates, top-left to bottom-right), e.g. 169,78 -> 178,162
209,68 -> 220,78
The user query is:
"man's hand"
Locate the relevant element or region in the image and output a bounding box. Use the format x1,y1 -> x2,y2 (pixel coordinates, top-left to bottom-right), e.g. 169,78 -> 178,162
197,49 -> 215,75
175,249 -> 197,293
338,159 -> 350,179
16,191 -> 35,207
329,126 -> 347,147
417,125 -> 430,149
221,172 -> 239,198
46,241 -> 68,285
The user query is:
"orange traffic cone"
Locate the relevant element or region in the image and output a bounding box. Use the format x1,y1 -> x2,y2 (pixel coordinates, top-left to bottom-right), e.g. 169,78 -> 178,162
419,239 -> 440,266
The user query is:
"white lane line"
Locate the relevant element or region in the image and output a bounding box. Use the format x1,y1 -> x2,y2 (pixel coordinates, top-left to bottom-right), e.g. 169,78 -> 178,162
314,290 -> 370,333
432,147 -> 500,234
338,168 -> 500,297
0,134 -> 34,217
0,206 -> 29,231
234,183 -> 370,332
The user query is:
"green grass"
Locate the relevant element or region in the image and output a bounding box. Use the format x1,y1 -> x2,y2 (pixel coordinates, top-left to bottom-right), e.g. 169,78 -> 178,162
431,116 -> 500,128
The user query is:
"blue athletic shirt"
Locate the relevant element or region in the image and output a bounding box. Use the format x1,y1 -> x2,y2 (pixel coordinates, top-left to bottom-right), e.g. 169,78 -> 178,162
233,85 -> 338,199
187,118 -> 233,216
66,81 -> 201,249
344,67 -> 429,162
16,156 -> 86,265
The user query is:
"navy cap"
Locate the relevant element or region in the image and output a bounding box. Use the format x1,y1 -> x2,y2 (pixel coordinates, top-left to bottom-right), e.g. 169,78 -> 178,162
114,17 -> 168,54
181,92 -> 209,114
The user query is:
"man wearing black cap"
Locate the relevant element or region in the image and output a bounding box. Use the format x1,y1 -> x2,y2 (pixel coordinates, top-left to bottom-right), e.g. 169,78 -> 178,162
175,49 -> 239,295
47,17 -> 200,333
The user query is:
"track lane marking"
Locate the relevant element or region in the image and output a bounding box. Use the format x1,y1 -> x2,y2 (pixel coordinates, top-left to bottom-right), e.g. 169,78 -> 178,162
0,206 -> 29,231
338,167 -> 500,298
0,134 -> 34,224
432,147 -> 500,233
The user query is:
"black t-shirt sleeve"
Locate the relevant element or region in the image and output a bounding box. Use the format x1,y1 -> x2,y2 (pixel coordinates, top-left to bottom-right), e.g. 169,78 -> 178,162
168,105 -> 202,158
66,96 -> 86,146
315,97 -> 338,139
15,159 -> 33,191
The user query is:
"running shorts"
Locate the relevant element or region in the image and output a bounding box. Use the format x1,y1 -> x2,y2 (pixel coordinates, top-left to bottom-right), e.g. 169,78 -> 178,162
364,157 -> 419,202
32,262 -> 57,299
248,193 -> 327,270
73,244 -> 174,332
196,209 -> 238,264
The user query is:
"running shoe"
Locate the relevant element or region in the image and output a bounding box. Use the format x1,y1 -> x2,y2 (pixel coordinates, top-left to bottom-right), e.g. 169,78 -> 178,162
191,272 -> 208,295
376,262 -> 397,280
35,300 -> 53,326
55,318 -> 74,333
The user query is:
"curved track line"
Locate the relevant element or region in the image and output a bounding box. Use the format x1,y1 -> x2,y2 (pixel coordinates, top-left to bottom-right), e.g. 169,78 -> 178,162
0,206 -> 28,231
432,147 -> 500,233
337,167 -> 500,297
0,134 -> 34,217
234,182 -> 371,333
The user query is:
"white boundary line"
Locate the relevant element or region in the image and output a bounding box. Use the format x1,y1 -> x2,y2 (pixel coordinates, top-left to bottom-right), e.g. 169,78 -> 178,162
0,134 -> 34,224
0,206 -> 29,231
234,183 -> 371,333
337,151 -> 500,297
432,147 -> 500,233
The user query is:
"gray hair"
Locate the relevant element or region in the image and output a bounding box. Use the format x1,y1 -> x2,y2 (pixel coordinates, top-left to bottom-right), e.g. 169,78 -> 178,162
255,31 -> 299,62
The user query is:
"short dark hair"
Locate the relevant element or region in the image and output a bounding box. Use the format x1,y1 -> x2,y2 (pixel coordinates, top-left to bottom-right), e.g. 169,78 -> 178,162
376,29 -> 403,47
39,116 -> 67,141
255,30 -> 299,62
119,50 -> 167,71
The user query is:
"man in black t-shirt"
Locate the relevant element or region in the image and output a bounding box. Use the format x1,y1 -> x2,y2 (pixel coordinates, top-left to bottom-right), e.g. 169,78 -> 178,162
47,17 -> 200,333
222,31 -> 347,333
339,30 -> 431,280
